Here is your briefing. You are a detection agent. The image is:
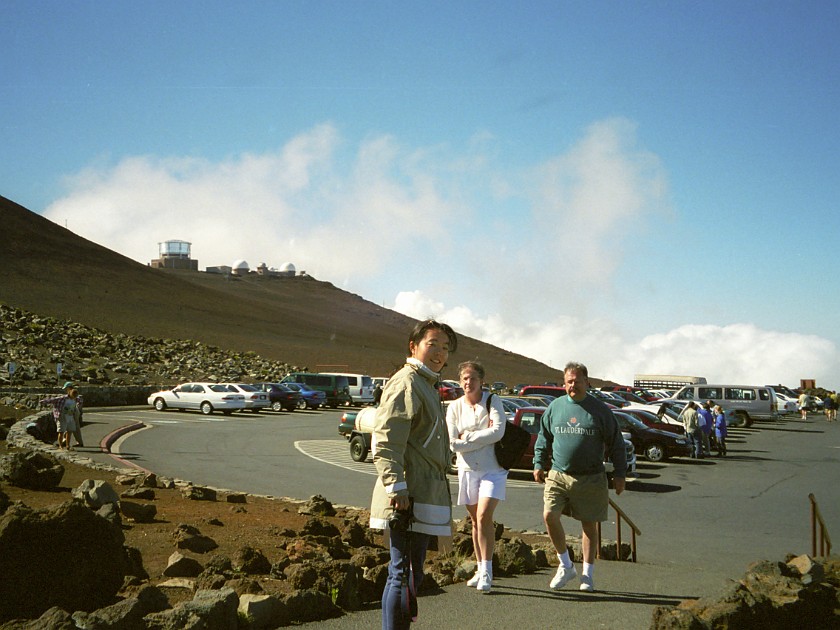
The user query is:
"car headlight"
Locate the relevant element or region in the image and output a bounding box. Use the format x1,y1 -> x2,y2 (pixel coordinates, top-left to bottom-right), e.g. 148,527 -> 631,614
676,439 -> 687,445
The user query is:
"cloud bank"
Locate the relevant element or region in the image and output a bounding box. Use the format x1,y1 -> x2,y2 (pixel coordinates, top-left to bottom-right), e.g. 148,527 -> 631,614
43,120 -> 838,387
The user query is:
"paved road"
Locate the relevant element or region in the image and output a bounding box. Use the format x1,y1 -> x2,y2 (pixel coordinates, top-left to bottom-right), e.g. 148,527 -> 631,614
71,407 -> 840,628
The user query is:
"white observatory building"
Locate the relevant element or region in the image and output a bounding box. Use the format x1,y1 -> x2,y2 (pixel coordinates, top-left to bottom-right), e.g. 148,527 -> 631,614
149,240 -> 198,270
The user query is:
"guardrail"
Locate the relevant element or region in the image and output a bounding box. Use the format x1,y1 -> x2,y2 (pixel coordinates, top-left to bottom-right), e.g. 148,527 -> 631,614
809,493 -> 833,557
595,498 -> 641,562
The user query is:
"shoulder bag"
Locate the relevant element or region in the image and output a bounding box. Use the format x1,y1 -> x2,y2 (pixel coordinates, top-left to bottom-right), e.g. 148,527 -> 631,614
489,394 -> 531,470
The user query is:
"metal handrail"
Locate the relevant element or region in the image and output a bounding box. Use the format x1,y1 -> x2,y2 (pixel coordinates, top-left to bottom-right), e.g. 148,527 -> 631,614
809,493 -> 833,557
595,498 -> 642,562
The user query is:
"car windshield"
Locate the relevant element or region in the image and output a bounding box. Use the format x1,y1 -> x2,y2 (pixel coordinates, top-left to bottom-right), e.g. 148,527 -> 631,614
613,412 -> 647,430
628,409 -> 659,422
236,384 -> 258,391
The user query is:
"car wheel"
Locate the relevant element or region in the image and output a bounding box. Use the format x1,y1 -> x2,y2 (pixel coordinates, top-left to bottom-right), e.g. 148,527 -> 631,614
200,402 -> 213,415
271,401 -> 282,412
153,398 -> 167,412
297,399 -> 307,410
645,444 -> 666,462
733,411 -> 748,428
350,435 -> 369,462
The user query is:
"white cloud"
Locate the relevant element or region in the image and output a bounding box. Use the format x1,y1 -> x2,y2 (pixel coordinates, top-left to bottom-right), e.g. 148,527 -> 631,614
42,119 -> 840,388
392,291 -> 838,387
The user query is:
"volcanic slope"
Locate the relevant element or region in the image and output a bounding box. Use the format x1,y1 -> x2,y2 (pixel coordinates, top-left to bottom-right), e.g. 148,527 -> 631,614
0,195 -> 570,385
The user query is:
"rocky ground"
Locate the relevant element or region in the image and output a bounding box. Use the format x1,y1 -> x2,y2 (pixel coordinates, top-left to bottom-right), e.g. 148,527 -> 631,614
0,304 -> 305,390
0,430 -> 561,627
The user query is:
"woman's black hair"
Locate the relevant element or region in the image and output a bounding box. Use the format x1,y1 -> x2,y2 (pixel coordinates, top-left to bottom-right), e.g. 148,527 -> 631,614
408,319 -> 458,354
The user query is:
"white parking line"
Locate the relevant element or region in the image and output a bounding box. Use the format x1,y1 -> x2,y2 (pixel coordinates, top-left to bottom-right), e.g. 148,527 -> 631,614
294,440 -> 541,489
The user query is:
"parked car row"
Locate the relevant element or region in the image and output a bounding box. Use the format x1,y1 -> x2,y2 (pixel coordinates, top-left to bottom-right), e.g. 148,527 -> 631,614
147,380 -> 326,415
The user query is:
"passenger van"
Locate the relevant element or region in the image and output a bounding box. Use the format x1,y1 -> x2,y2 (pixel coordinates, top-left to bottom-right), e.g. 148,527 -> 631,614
667,384 -> 779,427
322,373 -> 374,406
281,372 -> 351,408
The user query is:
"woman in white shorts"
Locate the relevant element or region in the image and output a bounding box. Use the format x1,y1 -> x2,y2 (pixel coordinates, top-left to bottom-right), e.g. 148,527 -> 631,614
446,360 -> 508,593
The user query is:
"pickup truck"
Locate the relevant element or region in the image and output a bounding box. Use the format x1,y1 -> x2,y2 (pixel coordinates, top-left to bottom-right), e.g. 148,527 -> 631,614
338,407 -> 377,462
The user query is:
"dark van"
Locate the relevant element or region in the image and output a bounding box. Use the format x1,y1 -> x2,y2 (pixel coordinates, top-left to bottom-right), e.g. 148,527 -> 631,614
281,372 -> 351,408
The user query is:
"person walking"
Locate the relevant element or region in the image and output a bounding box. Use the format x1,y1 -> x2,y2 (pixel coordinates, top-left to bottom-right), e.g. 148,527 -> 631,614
713,405 -> 728,456
369,319 -> 458,630
40,381 -> 84,448
446,360 -> 508,593
679,401 -> 703,458
55,387 -> 81,450
798,391 -> 810,420
823,393 -> 836,422
533,362 -> 626,593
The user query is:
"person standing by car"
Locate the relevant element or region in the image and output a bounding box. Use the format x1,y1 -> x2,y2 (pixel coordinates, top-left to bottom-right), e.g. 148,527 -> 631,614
533,362 -> 626,593
697,401 -> 714,456
369,319 -> 458,630
678,401 -> 702,458
713,405 -> 728,456
446,360 -> 507,593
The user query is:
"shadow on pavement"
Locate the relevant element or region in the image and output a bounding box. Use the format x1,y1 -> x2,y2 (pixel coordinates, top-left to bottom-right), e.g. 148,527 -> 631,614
489,583 -> 691,607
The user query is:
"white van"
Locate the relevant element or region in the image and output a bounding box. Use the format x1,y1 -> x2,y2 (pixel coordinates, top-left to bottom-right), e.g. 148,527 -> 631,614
667,384 -> 779,427
322,373 -> 374,406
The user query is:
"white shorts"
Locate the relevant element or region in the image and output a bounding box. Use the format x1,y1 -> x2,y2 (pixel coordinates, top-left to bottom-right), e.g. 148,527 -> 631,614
457,468 -> 508,505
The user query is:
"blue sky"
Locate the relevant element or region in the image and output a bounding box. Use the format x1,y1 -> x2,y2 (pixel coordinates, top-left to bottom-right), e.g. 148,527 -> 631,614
3,1 -> 839,388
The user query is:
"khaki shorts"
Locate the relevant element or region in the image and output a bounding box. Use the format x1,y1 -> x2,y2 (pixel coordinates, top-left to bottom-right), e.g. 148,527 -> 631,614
543,470 -> 608,523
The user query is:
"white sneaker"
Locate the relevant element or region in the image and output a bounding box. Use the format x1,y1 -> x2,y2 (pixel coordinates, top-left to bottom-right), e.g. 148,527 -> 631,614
466,572 -> 481,587
579,575 -> 594,592
549,564 -> 577,590
476,572 -> 491,592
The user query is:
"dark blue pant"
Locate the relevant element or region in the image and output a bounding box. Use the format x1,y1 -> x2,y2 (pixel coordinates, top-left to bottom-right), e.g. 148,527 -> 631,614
690,429 -> 704,458
382,529 -> 430,630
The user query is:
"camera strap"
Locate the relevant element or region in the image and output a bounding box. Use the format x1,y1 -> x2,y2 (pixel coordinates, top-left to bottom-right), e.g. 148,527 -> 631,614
400,533 -> 418,622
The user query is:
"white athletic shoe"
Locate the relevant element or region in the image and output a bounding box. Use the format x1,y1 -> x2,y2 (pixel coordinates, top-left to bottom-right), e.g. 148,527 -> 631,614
476,572 -> 492,593
579,575 -> 594,592
466,572 -> 481,587
549,564 -> 577,590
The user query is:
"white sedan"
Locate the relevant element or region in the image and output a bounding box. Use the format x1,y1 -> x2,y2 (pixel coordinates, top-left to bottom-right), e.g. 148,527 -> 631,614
219,383 -> 270,413
774,392 -> 798,414
147,382 -> 246,415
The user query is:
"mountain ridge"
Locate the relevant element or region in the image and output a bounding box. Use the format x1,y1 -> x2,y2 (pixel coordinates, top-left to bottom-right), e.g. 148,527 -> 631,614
0,194 -> 571,385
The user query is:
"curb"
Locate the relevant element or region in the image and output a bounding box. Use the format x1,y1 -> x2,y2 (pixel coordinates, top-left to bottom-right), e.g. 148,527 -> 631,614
99,421 -> 153,473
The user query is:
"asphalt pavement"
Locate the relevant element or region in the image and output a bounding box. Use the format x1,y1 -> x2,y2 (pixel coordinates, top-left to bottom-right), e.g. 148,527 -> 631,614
11,407 -> 839,629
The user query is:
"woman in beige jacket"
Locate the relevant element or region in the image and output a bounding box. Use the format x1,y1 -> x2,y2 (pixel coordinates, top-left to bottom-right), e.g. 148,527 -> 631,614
369,319 -> 457,630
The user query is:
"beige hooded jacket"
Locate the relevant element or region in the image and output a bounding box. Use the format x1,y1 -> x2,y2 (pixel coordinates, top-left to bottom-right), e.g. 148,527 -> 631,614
368,360 -> 452,536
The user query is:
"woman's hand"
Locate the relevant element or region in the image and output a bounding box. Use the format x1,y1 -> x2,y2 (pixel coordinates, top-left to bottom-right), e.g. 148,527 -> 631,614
390,495 -> 411,511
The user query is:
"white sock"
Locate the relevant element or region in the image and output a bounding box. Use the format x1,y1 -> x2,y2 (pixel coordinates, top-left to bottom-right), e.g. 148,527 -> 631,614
480,560 -> 492,577
583,562 -> 594,579
557,550 -> 573,569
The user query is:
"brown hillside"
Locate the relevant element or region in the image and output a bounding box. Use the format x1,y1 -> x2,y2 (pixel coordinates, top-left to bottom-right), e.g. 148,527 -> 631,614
0,194 -> 570,385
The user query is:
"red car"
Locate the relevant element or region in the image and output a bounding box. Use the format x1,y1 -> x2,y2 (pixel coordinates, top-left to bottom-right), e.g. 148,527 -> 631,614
620,407 -> 685,435
439,380 -> 464,401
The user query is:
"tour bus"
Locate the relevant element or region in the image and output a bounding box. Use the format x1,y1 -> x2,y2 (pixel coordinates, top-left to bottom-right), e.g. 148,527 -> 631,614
665,384 -> 779,427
